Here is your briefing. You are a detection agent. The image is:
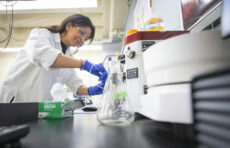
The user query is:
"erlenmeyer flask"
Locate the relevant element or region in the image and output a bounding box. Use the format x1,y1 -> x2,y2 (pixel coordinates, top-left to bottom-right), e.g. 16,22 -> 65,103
97,57 -> 135,125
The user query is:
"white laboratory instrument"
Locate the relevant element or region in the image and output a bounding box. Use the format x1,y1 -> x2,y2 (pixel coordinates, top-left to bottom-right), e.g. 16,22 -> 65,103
123,30 -> 230,124
123,31 -> 187,113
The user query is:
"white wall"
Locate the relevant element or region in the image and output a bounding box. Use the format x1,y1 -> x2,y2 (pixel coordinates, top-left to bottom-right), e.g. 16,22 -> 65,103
124,0 -> 137,32
0,52 -> 17,83
102,42 -> 122,57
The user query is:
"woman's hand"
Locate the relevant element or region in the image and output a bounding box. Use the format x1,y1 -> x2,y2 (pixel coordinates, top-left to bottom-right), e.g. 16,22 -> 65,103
81,60 -> 107,81
88,82 -> 105,96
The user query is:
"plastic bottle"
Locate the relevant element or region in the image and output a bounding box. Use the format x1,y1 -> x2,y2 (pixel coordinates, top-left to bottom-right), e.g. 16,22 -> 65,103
144,9 -> 165,31
144,18 -> 165,31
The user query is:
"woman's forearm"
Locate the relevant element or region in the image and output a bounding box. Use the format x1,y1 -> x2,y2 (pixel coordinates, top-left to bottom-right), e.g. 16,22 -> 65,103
51,53 -> 84,68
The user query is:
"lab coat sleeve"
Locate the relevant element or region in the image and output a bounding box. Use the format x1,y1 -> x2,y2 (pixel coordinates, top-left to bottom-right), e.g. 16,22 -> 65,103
65,69 -> 84,95
23,28 -> 62,70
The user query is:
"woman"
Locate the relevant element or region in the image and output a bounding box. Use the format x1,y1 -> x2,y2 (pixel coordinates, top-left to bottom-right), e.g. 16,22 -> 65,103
0,14 -> 107,103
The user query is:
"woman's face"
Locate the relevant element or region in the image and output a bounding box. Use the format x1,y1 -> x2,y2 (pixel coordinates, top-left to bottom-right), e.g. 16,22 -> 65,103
64,24 -> 92,47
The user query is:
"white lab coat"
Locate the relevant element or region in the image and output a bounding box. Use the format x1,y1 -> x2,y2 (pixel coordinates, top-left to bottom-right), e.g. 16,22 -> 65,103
0,28 -> 83,103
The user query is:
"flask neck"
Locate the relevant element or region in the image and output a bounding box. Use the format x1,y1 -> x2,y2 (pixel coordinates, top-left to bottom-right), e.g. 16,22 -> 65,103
107,60 -> 121,74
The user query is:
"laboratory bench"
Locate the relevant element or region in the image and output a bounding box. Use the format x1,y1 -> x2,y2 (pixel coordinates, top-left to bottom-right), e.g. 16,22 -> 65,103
17,113 -> 194,148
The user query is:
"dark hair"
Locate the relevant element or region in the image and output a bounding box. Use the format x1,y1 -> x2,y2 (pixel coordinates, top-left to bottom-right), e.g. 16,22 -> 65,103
40,14 -> 95,43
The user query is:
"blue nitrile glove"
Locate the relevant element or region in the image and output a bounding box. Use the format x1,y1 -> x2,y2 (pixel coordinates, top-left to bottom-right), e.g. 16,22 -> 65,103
81,60 -> 107,81
88,82 -> 105,96
100,71 -> 108,83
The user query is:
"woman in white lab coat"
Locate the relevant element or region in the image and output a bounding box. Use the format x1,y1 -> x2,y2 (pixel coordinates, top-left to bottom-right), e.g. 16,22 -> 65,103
0,14 -> 107,103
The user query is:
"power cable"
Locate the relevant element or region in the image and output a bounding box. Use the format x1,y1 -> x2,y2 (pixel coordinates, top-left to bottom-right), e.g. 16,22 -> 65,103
0,1 -> 15,51
0,4 -> 12,43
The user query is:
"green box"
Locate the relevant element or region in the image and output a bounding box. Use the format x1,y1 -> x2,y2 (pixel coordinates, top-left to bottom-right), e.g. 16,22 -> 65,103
38,101 -> 74,119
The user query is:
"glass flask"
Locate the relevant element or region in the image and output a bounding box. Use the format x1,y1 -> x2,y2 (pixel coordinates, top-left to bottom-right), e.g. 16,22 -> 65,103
96,57 -> 135,125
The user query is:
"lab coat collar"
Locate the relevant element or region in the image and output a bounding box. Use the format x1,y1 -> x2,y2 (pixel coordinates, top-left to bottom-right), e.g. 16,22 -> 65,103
54,33 -> 61,43
54,32 -> 72,56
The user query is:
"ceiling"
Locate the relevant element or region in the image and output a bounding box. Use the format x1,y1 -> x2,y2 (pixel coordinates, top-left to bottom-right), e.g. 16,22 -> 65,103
0,0 -> 129,48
